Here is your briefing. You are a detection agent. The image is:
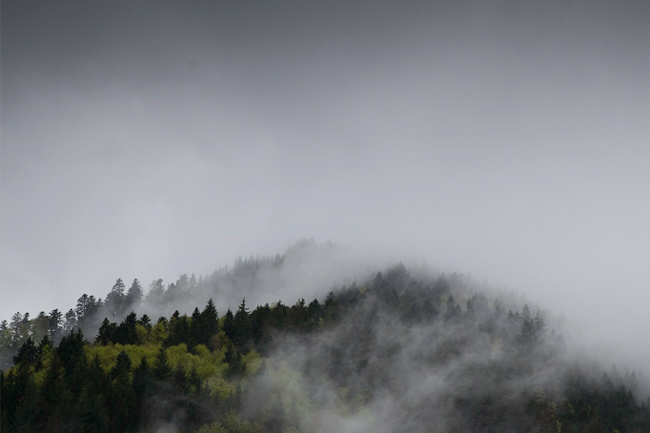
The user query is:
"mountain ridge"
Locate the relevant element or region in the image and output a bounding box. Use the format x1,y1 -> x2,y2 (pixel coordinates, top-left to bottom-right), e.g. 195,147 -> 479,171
2,241 -> 650,432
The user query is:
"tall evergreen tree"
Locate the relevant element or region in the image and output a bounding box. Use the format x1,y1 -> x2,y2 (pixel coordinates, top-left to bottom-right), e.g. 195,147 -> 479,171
145,278 -> 165,304
201,298 -> 219,350
75,294 -> 101,331
111,350 -> 132,379
189,307 -> 203,349
108,351 -> 136,433
166,312 -> 190,347
222,309 -> 236,343
40,354 -> 74,431
233,299 -> 252,349
133,357 -> 151,419
74,386 -> 109,433
153,346 -> 172,381
105,278 -> 126,319
125,279 -> 143,310
63,308 -> 77,333
96,318 -> 117,345
115,312 -> 138,345
12,375 -> 41,433
13,337 -> 38,366
171,362 -> 189,395
57,329 -> 86,377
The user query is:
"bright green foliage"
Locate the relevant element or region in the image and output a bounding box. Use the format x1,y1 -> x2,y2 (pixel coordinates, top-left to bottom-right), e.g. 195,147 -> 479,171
2,266 -> 650,433
88,343 -> 159,373
150,318 -> 169,343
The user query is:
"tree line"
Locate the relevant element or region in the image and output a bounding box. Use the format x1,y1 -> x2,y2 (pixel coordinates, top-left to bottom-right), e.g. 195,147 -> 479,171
2,262 -> 650,432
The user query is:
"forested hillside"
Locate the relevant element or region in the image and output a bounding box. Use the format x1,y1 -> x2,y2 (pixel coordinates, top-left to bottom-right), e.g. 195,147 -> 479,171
2,243 -> 650,432
0,240 -> 354,369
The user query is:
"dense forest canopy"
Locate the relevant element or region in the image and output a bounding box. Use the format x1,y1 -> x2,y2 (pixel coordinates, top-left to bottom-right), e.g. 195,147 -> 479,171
2,240 -> 649,432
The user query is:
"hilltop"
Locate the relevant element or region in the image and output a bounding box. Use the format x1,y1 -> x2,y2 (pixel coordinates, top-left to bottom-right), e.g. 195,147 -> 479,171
2,241 -> 650,432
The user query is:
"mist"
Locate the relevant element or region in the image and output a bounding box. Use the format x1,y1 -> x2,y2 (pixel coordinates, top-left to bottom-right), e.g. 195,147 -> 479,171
141,261 -> 650,433
2,0 -> 649,381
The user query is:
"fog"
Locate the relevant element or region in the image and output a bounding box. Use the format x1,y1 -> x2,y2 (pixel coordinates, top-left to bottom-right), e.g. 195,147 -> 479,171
2,0 -> 649,374
143,263 -> 649,432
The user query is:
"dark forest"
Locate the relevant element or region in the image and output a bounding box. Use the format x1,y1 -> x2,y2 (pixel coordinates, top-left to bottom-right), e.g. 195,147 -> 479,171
2,242 -> 649,432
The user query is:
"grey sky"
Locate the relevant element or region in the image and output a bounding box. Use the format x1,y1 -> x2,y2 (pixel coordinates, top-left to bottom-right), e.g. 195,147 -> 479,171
2,0 -> 649,367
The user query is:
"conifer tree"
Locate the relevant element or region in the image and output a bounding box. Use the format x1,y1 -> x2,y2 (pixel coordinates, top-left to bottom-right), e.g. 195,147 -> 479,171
153,346 -> 172,381
190,307 -> 202,349
171,362 -> 189,395
222,309 -> 236,343
75,294 -> 101,332
13,337 -> 38,366
63,308 -> 77,333
74,386 -> 109,433
115,312 -> 138,345
108,351 -> 136,433
57,329 -> 86,376
201,298 -> 219,349
133,357 -> 151,414
96,318 -> 116,345
41,354 -> 74,431
105,278 -> 126,319
233,299 -> 252,349
12,376 -> 41,433
125,279 -> 143,310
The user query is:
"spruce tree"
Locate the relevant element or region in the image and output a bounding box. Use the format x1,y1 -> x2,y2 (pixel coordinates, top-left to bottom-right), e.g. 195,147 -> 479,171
201,298 -> 219,349
153,346 -> 172,381
233,299 -> 252,349
108,351 -> 136,433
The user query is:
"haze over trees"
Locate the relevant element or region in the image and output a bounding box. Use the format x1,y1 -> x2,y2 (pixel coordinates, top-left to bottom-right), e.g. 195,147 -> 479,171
2,241 -> 649,432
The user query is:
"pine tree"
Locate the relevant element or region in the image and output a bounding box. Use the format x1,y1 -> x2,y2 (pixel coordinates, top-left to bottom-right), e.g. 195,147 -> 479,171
115,312 -> 138,345
133,357 -> 151,416
201,298 -> 219,350
13,337 -> 38,366
166,312 -> 190,346
138,314 -> 152,330
108,351 -> 136,433
125,279 -> 143,310
63,308 -> 77,333
171,362 -> 189,395
41,354 -> 74,431
57,329 -> 86,376
75,294 -> 101,331
189,307 -> 202,349
233,299 -> 252,349
251,303 -> 272,350
13,375 -> 41,433
105,278 -> 126,319
96,318 -> 116,345
224,343 -> 244,377
111,350 -> 132,379
222,309 -> 236,343
74,386 -> 109,433
145,278 -> 165,304
87,354 -> 107,394
153,346 -> 172,381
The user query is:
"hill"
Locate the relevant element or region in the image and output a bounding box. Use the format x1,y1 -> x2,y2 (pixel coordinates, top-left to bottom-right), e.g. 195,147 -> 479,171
2,242 -> 649,432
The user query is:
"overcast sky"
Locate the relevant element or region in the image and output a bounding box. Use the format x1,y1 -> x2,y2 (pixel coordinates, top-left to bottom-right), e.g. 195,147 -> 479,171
2,0 -> 649,367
